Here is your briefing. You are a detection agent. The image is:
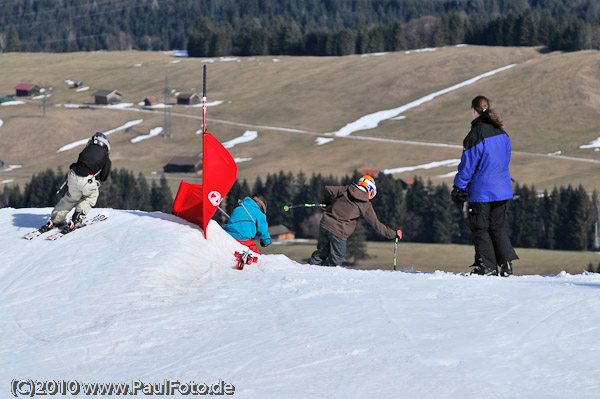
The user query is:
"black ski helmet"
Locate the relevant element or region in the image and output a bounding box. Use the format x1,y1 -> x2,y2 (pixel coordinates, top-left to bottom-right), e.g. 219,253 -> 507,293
89,132 -> 110,152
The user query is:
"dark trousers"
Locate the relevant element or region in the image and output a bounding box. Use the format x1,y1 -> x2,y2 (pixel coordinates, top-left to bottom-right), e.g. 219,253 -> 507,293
309,226 -> 347,266
468,201 -> 518,269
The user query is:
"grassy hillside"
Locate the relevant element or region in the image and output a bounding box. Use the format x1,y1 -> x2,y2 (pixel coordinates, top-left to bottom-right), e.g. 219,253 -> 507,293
1,46 -> 599,194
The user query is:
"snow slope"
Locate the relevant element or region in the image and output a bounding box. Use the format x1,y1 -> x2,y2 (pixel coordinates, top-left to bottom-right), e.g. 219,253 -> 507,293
2,208 -> 600,398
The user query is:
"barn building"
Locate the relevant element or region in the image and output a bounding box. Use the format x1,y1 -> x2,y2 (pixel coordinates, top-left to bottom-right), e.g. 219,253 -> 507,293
15,83 -> 41,97
92,89 -> 123,105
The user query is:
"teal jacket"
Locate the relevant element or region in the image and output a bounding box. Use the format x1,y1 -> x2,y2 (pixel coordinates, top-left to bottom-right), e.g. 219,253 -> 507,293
223,197 -> 271,244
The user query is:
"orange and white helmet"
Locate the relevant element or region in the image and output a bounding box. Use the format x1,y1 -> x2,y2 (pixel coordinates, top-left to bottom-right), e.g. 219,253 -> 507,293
357,175 -> 377,199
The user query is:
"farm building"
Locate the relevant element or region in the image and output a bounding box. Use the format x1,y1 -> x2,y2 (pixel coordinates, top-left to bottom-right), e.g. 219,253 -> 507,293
14,83 -> 40,97
92,89 -> 123,105
176,93 -> 201,105
163,156 -> 202,174
268,225 -> 295,241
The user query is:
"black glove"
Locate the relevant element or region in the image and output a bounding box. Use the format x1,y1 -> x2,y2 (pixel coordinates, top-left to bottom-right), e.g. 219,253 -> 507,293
451,186 -> 468,210
260,239 -> 270,247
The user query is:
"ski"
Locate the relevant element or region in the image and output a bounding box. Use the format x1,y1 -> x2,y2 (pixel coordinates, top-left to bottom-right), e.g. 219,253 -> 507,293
234,249 -> 258,270
23,225 -> 61,240
46,212 -> 109,240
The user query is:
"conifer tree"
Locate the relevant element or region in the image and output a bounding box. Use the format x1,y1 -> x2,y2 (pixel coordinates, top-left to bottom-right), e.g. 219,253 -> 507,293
150,176 -> 173,213
430,183 -> 453,244
6,24 -> 21,52
540,188 -> 560,249
517,8 -> 536,46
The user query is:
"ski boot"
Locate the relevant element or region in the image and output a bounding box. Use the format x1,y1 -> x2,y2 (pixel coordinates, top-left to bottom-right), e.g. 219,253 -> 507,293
38,220 -> 57,233
499,261 -> 513,277
64,211 -> 86,232
469,258 -> 498,276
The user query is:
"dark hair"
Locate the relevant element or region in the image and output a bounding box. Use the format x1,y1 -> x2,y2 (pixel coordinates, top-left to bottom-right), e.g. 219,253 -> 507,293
471,95 -> 504,130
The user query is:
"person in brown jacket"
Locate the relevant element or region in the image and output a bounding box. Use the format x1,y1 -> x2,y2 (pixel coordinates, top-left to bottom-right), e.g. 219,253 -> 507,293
309,175 -> 402,266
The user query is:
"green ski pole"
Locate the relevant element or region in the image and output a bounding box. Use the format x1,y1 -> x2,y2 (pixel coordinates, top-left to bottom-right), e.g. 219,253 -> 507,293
394,237 -> 398,271
393,229 -> 402,271
283,203 -> 326,211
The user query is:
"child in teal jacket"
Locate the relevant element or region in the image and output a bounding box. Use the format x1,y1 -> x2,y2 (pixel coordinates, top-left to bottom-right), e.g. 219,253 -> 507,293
223,195 -> 271,253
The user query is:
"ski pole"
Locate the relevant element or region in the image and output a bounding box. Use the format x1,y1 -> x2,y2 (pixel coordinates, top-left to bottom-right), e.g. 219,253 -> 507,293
56,178 -> 67,194
238,199 -> 256,224
217,206 -> 230,219
202,64 -> 207,135
283,203 -> 326,211
393,229 -> 402,271
393,237 -> 398,271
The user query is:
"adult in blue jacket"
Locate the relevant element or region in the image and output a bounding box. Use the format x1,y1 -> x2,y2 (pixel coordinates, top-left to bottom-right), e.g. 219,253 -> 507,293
224,195 -> 271,254
452,95 -> 518,276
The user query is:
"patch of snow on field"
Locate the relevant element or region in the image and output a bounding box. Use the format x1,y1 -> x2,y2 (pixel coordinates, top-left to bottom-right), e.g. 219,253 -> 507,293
222,131 -> 258,149
383,159 -> 460,175
437,171 -> 458,178
315,137 -> 334,146
579,137 -> 600,149
131,127 -> 163,143
57,120 -> 143,152
106,103 -> 134,109
75,86 -> 90,92
360,52 -> 388,57
234,157 -> 253,163
1,101 -> 25,106
1,164 -> 22,172
185,100 -> 224,108
405,47 -> 438,54
329,64 -> 516,137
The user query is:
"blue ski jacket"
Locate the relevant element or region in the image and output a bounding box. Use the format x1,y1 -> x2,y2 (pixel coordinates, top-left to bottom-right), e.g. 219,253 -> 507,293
453,117 -> 513,203
223,197 -> 271,244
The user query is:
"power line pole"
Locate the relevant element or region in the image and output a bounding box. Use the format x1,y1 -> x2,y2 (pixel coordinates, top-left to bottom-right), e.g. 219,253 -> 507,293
163,74 -> 173,138
42,83 -> 50,118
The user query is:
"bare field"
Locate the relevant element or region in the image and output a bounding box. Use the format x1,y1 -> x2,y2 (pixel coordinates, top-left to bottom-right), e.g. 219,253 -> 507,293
1,47 -> 599,192
264,240 -> 600,276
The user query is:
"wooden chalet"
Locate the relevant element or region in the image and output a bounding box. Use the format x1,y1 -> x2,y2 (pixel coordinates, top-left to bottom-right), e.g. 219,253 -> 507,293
15,83 -> 41,97
163,156 -> 202,174
176,93 -> 201,105
268,225 -> 295,241
92,89 -> 123,105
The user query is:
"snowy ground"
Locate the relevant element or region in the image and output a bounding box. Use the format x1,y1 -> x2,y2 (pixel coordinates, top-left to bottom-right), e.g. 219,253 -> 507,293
131,127 -> 163,143
2,208 -> 600,398
327,64 -> 516,137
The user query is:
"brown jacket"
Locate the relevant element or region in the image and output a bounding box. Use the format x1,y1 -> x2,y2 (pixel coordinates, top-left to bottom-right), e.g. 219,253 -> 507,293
320,184 -> 397,240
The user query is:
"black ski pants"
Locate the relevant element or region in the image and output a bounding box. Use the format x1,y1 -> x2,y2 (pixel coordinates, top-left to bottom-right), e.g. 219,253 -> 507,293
468,200 -> 518,269
309,226 -> 347,266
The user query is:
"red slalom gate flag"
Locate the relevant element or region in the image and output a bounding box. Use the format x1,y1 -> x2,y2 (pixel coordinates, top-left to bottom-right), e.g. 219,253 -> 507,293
172,132 -> 237,238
